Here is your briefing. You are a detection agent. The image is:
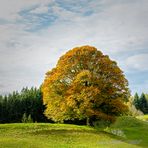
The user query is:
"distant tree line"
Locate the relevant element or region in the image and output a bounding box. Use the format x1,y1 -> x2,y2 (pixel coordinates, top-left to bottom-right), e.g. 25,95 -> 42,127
132,92 -> 148,114
0,87 -> 49,123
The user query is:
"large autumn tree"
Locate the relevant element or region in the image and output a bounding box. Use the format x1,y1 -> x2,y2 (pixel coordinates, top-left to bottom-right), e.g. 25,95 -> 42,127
42,46 -> 130,125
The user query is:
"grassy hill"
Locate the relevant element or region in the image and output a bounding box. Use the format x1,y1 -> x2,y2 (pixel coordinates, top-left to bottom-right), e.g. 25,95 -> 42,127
0,117 -> 148,148
136,114 -> 148,122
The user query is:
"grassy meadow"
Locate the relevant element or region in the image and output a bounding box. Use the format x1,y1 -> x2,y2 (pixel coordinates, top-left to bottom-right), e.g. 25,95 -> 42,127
0,116 -> 148,148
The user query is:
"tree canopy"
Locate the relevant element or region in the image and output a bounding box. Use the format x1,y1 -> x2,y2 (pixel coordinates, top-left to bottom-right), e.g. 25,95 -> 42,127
42,46 -> 130,124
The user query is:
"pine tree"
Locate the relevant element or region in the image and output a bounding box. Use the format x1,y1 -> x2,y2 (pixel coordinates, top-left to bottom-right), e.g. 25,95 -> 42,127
133,92 -> 140,109
139,93 -> 148,114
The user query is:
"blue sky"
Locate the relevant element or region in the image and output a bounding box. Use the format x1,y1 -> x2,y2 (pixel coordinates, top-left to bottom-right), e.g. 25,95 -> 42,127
0,0 -> 148,95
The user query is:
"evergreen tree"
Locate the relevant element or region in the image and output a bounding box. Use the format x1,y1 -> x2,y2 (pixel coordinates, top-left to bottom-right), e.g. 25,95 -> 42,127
133,92 -> 139,109
0,87 -> 48,123
139,93 -> 148,114
133,92 -> 148,114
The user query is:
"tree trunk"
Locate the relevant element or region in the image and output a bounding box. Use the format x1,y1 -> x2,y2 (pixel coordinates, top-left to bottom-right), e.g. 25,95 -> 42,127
86,117 -> 90,126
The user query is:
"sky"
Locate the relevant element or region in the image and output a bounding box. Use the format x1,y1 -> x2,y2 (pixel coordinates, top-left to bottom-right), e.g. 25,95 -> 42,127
0,0 -> 148,95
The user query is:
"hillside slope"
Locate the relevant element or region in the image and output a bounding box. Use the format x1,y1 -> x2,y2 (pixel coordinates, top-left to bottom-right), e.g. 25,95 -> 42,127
0,122 -> 146,148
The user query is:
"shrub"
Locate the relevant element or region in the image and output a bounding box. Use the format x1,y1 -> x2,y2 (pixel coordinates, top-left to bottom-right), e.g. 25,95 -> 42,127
22,113 -> 28,123
27,114 -> 33,123
127,97 -> 144,116
93,120 -> 111,129
22,113 -> 33,123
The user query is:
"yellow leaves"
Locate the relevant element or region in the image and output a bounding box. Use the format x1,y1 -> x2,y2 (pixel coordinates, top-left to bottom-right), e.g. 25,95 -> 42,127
108,99 -> 128,114
42,45 -> 130,122
73,70 -> 92,86
76,70 -> 91,79
66,96 -> 77,107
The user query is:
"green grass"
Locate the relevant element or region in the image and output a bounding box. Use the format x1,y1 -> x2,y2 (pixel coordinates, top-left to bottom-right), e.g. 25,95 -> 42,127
136,114 -> 148,121
0,119 -> 148,148
106,116 -> 148,148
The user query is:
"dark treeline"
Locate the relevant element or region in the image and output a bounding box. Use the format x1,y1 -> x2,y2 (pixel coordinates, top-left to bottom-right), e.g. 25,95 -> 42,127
0,87 -> 49,123
132,92 -> 148,114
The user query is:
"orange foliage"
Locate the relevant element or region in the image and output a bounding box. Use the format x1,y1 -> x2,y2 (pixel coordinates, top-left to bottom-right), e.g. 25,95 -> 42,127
42,45 -> 130,123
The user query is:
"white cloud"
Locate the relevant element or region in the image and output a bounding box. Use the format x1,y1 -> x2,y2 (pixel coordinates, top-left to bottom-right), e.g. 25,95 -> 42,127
125,54 -> 148,71
30,5 -> 49,14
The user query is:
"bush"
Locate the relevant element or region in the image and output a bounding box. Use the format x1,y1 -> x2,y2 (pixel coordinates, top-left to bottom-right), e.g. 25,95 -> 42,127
127,97 -> 144,116
93,120 -> 111,129
27,114 -> 33,123
22,113 -> 27,123
22,113 -> 33,123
